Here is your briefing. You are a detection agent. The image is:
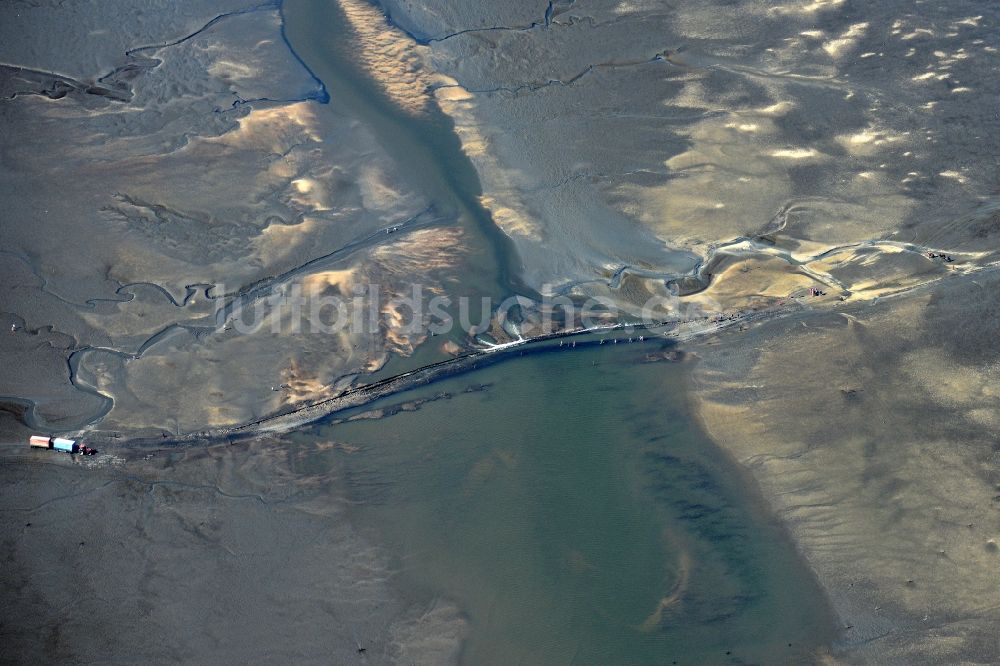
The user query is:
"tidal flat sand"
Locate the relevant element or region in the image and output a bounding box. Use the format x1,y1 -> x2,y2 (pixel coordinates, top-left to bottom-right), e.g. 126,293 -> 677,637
1,341 -> 841,664
691,269 -> 1000,663
0,410 -> 468,663
5,0 -> 1000,662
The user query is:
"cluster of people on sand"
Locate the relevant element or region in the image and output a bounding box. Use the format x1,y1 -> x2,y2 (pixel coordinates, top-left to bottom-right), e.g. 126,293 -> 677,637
708,312 -> 745,324
927,252 -> 955,262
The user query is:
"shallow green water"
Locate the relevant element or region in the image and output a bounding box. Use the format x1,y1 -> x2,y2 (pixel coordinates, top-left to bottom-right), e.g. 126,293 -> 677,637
298,342 -> 837,664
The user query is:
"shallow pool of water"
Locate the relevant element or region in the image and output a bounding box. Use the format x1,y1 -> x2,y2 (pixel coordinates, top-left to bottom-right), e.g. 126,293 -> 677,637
293,342 -> 837,663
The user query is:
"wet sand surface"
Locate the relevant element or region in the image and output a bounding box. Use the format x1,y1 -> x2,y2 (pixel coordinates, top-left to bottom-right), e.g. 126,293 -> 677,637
404,0 -> 1000,301
691,270 -> 1000,663
0,414 -> 416,663
1,0 -> 496,434
4,0 -> 1000,662
0,344 -> 837,664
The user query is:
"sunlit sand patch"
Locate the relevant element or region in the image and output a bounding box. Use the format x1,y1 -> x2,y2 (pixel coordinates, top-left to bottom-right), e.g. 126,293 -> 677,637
776,175 -> 914,245
381,302 -> 422,354
779,237 -> 839,263
0,1 -> 470,435
201,403 -> 246,427
671,4 -> 766,39
613,0 -> 665,16
87,223 -> 467,431
207,59 -> 259,82
768,0 -> 844,16
835,127 -> 905,156
356,164 -> 407,212
823,246 -> 943,299
408,0 -> 975,337
269,159 -> 297,181
934,49 -> 971,65
336,0 -> 444,115
822,22 -> 868,59
253,215 -> 324,266
279,360 -> 333,404
433,82 -> 475,103
891,19 -> 937,42
770,147 -> 824,159
952,16 -> 983,28
620,103 -> 799,246
477,196 -> 540,239
364,353 -> 388,373
900,349 -> 1000,411
302,269 -> 356,296
621,171 -> 785,249
433,79 -> 542,240
613,78 -> 843,252
598,273 -> 680,317
208,101 -> 321,152
450,120 -> 488,159
288,177 -> 332,211
684,234 -> 962,313
662,78 -> 712,111
370,226 -> 465,354
760,35 -> 841,77
372,226 -> 463,272
757,101 -> 796,116
687,254 -> 821,312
